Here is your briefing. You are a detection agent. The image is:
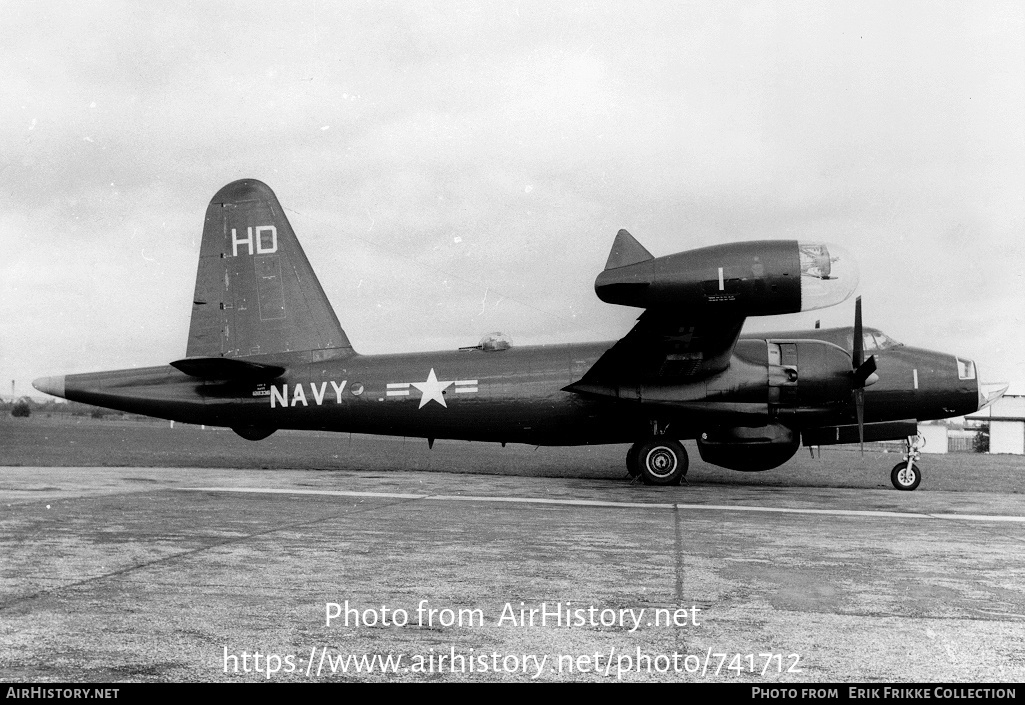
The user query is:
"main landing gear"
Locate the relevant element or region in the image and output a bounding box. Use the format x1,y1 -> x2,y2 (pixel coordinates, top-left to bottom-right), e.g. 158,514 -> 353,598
890,435 -> 924,491
626,438 -> 688,485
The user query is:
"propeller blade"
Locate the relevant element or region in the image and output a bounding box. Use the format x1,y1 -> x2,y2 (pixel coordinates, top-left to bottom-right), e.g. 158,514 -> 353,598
853,355 -> 877,387
853,296 -> 864,369
855,387 -> 865,456
847,297 -> 869,455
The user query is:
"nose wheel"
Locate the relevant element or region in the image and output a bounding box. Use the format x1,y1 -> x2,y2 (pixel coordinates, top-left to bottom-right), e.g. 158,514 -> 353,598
627,438 -> 688,485
891,435 -> 923,491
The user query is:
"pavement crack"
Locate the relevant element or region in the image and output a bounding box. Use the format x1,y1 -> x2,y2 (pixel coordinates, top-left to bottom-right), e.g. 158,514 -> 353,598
924,513 -> 1025,546
672,503 -> 689,653
673,503 -> 684,605
0,496 -> 422,612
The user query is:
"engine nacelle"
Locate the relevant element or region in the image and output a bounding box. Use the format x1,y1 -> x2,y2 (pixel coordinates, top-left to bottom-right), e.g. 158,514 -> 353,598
696,423 -> 800,471
595,240 -> 857,316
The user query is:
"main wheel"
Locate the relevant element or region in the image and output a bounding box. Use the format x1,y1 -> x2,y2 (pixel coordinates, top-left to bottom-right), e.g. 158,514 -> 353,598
891,461 -> 921,491
637,439 -> 688,486
626,444 -> 642,477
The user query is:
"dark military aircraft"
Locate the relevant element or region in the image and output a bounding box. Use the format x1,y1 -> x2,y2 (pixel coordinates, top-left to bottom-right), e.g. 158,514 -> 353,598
33,179 -> 1006,490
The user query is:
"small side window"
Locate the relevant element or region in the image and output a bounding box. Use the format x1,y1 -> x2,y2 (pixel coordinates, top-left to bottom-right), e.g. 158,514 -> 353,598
956,358 -> 976,380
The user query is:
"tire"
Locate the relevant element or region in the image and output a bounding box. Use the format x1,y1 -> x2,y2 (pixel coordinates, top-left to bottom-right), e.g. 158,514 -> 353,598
626,444 -> 642,477
891,461 -> 921,491
637,439 -> 688,486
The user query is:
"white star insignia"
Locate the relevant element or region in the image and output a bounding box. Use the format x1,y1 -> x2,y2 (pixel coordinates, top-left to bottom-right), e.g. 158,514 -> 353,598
411,368 -> 453,408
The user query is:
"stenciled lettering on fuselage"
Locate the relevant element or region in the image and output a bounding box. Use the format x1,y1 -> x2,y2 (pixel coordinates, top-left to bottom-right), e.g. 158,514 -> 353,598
231,225 -> 278,256
265,369 -> 479,410
270,381 -> 348,408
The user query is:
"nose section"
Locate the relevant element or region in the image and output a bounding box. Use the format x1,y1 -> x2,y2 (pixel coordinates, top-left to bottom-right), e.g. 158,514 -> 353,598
950,356 -> 1004,416
32,375 -> 66,399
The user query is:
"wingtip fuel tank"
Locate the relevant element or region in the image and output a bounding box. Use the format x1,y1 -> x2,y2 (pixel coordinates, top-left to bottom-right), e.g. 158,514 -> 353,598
595,237 -> 858,316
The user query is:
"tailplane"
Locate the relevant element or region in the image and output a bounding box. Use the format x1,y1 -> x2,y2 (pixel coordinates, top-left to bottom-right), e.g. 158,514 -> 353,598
186,179 -> 353,359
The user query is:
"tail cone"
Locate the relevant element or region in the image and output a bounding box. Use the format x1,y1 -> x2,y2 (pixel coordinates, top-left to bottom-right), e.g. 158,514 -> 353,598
32,376 -> 66,399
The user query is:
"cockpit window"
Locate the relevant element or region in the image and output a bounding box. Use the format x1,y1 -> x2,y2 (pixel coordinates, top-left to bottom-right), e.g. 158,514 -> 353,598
845,329 -> 903,352
867,330 -> 901,351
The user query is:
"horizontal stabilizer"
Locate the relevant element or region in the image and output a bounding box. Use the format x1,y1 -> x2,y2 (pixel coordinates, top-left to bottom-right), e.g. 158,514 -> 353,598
170,356 -> 285,380
604,229 -> 654,270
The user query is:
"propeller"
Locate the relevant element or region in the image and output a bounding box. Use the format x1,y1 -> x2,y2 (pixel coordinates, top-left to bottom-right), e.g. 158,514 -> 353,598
851,296 -> 878,454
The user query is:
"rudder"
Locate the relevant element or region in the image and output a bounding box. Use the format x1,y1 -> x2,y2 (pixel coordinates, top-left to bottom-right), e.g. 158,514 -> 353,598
186,179 -> 353,359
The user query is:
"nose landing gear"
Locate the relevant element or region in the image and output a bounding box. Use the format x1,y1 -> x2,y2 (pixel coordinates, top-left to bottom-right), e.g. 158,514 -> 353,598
890,435 -> 923,491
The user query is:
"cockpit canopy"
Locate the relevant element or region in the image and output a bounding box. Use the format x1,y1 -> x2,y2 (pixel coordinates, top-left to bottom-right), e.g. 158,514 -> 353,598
848,327 -> 902,353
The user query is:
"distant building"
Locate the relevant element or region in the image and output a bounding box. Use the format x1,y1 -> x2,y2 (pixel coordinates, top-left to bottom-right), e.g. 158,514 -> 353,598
967,394 -> 1025,455
917,422 -> 949,454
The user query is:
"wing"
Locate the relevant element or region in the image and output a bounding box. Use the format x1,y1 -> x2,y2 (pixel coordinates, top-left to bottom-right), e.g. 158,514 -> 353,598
565,309 -> 746,394
569,229 -> 838,403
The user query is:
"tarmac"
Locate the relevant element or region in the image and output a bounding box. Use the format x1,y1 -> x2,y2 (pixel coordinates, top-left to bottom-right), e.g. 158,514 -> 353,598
2,465 -> 1024,682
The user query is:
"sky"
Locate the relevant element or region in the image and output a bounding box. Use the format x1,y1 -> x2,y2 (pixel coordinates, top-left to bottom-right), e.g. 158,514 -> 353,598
1,0 -> 1023,399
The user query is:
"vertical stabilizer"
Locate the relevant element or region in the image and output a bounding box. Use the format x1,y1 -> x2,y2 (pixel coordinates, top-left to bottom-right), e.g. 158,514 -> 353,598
186,179 -> 352,359
604,229 -> 654,270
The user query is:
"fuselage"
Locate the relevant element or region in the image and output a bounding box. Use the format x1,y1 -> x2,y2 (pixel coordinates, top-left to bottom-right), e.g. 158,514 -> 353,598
44,326 -> 982,447
29,179 -> 1004,488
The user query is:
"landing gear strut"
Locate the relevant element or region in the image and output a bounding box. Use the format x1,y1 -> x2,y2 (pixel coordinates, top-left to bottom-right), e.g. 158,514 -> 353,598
890,435 -> 923,491
627,438 -> 688,485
